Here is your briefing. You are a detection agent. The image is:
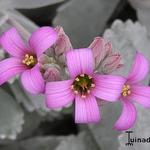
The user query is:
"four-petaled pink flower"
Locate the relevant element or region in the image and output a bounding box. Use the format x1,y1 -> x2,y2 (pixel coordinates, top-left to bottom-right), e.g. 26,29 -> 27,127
45,48 -> 125,123
114,52 -> 150,131
0,27 -> 57,94
1,26 -> 150,128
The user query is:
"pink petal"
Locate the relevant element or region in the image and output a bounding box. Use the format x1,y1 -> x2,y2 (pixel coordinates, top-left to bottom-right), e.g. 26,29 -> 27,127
0,28 -> 28,58
75,95 -> 100,123
129,85 -> 150,108
127,51 -> 149,84
29,27 -> 57,57
21,65 -> 45,94
114,100 -> 137,131
45,80 -> 75,108
0,57 -> 26,85
92,75 -> 126,102
66,48 -> 94,78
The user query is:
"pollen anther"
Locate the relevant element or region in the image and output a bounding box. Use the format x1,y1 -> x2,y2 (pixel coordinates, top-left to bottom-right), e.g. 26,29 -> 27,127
81,95 -> 86,99
71,74 -> 95,97
88,75 -> 92,79
71,85 -> 74,89
75,78 -> 80,81
87,90 -> 90,94
74,91 -> 79,94
122,84 -> 131,97
80,74 -> 85,77
91,84 -> 95,88
22,54 -> 36,67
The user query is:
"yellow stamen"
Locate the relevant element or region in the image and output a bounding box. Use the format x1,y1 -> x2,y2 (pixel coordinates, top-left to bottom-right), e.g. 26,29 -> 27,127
72,74 -> 94,97
122,84 -> 131,97
75,77 -> 80,81
88,75 -> 92,79
22,54 -> 36,67
80,74 -> 85,77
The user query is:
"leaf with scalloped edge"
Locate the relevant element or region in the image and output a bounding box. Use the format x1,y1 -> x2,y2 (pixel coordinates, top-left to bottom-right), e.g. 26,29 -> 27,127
129,0 -> 150,37
103,19 -> 150,82
0,88 -> 24,140
103,19 -> 150,150
0,131 -> 100,150
87,20 -> 150,150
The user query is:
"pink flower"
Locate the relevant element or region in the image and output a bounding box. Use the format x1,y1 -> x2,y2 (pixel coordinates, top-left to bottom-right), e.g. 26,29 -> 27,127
45,49 -> 125,123
89,37 -> 122,73
114,52 -> 150,131
0,27 -> 57,94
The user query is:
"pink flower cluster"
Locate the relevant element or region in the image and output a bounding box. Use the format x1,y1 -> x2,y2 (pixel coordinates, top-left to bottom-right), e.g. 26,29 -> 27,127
0,26 -> 150,131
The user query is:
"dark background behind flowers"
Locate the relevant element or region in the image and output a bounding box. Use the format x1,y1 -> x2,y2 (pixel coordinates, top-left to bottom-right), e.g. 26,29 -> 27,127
0,0 -> 150,150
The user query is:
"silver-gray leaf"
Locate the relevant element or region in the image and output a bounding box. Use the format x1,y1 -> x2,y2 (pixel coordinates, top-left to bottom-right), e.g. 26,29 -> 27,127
0,88 -> 24,140
53,0 -> 120,47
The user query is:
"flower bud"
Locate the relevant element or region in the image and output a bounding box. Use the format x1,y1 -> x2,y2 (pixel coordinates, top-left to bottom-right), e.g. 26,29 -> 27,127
54,26 -> 73,63
89,37 -> 122,73
89,37 -> 112,68
100,53 -> 123,74
42,64 -> 61,82
38,54 -> 56,65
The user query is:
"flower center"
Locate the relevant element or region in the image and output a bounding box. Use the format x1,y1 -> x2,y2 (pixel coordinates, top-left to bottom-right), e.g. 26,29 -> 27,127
71,74 -> 95,98
22,54 -> 37,68
122,84 -> 131,97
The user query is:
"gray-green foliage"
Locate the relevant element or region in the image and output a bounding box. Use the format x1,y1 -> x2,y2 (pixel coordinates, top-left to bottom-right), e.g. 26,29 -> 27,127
0,89 -> 24,140
0,0 -> 150,150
